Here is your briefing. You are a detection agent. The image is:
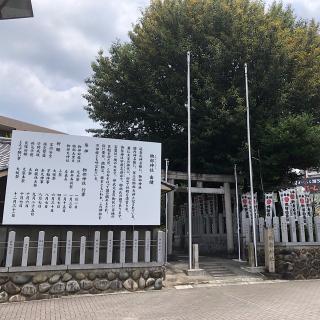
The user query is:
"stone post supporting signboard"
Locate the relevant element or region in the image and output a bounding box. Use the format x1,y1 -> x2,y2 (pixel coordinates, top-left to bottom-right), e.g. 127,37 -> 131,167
307,216 -> 314,242
314,216 -> 320,242
157,231 -> 165,263
120,231 -> 126,263
265,216 -> 272,228
36,231 -> 45,267
80,236 -> 86,265
280,216 -> 288,243
254,219 -> 259,245
264,228 -> 275,273
5,231 -> 15,268
258,217 -> 264,243
132,231 -> 139,263
144,231 -> 151,263
21,236 -> 30,267
0,227 -> 6,269
107,231 -> 113,264
242,217 -> 251,244
289,216 -> 297,242
298,216 -> 305,243
273,216 -> 280,243
51,236 -> 58,266
93,231 -> 100,264
65,231 -> 73,265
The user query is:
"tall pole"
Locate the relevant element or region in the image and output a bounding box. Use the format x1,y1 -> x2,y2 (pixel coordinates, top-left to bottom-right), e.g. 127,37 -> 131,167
234,164 -> 241,261
187,51 -> 193,270
244,63 -> 258,267
165,158 -> 169,264
257,150 -> 264,194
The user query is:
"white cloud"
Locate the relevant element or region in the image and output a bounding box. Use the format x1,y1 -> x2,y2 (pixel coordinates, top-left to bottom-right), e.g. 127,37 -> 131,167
265,0 -> 320,20
0,61 -> 96,135
0,0 -> 149,135
0,62 -> 82,114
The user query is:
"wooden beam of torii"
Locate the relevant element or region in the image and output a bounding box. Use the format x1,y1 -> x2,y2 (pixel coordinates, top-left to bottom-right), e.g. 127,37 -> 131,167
175,186 -> 225,194
161,170 -> 235,183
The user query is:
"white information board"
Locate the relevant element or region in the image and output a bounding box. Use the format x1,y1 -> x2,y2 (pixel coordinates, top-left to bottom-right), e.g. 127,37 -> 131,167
3,131 -> 161,225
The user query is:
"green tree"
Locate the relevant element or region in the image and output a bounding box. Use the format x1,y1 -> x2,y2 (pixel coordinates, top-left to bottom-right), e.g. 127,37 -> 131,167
84,0 -> 320,189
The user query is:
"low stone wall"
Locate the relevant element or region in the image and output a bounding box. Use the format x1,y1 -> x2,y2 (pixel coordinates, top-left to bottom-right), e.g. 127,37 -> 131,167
0,266 -> 165,303
275,245 -> 320,280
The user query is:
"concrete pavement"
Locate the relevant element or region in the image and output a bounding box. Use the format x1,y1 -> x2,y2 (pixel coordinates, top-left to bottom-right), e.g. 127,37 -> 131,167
1,279 -> 320,319
166,256 -> 265,287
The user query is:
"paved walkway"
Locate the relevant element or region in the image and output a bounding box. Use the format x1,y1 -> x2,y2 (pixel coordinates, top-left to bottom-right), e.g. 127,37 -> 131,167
166,256 -> 265,287
1,279 -> 320,319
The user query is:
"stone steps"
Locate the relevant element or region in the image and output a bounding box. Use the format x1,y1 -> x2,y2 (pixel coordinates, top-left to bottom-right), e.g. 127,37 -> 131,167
200,263 -> 237,279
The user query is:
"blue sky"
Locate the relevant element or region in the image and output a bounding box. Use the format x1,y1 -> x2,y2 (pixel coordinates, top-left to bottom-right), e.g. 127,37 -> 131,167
0,0 -> 319,135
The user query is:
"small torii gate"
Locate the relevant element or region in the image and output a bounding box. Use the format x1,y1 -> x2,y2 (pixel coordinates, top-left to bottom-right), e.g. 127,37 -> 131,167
162,170 -> 236,255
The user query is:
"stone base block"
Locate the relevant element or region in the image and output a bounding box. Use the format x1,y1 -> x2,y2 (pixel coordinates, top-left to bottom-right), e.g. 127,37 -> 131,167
241,266 -> 265,273
186,269 -> 206,276
232,259 -> 247,263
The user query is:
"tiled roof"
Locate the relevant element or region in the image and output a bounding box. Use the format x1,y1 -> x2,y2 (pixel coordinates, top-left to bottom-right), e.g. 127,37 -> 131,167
0,138 -> 10,171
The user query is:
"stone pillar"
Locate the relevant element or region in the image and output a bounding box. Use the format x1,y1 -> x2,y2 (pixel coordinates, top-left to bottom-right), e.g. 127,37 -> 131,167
192,244 -> 200,269
298,216 -> 305,243
224,182 -> 234,253
289,216 -> 297,242
0,227 -> 7,266
248,242 -> 255,267
306,216 -> 314,242
273,216 -> 280,243
315,216 -> 320,242
167,178 -> 175,255
258,217 -> 265,243
242,217 -> 251,244
280,216 -> 288,243
264,228 -> 275,273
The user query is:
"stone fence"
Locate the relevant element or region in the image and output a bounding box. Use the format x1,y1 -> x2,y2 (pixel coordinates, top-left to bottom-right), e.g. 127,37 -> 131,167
0,229 -> 166,303
242,215 -> 320,245
1,229 -> 165,272
246,216 -> 320,279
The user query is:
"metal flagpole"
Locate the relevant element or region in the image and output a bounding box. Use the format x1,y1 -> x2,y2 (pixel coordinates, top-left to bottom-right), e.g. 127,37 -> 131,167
187,51 -> 193,270
234,164 -> 241,261
244,63 -> 258,267
165,158 -> 169,264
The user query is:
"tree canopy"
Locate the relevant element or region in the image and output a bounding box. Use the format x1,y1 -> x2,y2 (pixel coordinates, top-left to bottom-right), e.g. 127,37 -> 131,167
84,0 -> 320,190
